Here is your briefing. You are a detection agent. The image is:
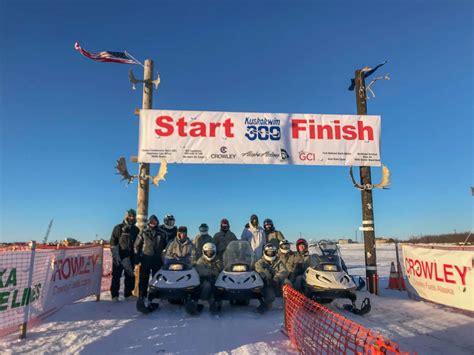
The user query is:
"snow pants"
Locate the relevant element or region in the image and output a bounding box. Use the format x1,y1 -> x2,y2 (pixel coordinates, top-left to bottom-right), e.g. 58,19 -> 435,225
139,256 -> 162,297
199,279 -> 217,302
111,262 -> 135,298
262,285 -> 276,305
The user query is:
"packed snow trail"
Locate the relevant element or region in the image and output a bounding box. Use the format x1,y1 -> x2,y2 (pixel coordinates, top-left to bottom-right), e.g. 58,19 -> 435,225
1,244 -> 473,354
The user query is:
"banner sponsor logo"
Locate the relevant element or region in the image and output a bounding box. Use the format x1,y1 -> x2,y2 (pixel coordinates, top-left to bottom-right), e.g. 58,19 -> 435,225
209,146 -> 236,160
402,245 -> 474,312
139,110 -> 381,166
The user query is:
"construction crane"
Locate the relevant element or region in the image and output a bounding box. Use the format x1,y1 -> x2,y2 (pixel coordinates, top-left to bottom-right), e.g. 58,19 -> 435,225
43,219 -> 54,244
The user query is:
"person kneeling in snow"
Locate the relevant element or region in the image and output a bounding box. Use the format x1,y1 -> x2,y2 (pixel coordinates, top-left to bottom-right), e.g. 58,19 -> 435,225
254,243 -> 290,313
195,242 -> 224,314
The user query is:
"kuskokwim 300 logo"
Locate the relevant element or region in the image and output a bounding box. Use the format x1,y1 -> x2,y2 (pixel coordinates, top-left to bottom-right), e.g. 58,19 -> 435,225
244,117 -> 281,141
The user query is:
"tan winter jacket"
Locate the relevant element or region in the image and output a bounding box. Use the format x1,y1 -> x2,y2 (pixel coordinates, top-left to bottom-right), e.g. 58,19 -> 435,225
255,257 -> 289,285
195,256 -> 224,281
164,237 -> 197,265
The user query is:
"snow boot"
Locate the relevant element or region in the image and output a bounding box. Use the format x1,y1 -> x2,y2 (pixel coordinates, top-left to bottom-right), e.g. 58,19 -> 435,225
209,300 -> 222,315
136,297 -> 150,314
256,300 -> 268,314
111,297 -> 119,303
147,302 -> 160,312
185,299 -> 199,315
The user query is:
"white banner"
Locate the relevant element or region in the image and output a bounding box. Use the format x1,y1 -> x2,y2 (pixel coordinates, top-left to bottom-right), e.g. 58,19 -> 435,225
402,245 -> 474,312
0,246 -> 103,337
138,110 -> 381,166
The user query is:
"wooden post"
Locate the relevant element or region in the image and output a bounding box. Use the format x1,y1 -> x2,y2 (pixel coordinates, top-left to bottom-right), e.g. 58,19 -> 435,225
136,59 -> 154,230
20,241 -> 36,339
354,69 -> 378,294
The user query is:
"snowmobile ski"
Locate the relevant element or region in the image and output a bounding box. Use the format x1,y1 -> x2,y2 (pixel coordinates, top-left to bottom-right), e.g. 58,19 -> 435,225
343,297 -> 371,315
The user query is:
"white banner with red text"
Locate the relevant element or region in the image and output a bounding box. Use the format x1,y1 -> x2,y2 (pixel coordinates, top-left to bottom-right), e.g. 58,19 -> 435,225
402,245 -> 474,312
138,110 -> 381,166
0,246 -> 103,337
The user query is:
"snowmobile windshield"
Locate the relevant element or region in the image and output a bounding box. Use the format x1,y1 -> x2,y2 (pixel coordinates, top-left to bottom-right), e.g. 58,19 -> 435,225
223,241 -> 256,271
309,250 -> 344,272
163,257 -> 193,271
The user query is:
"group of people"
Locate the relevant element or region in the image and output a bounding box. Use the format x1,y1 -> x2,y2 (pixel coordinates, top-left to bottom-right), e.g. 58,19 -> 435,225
110,209 -> 312,314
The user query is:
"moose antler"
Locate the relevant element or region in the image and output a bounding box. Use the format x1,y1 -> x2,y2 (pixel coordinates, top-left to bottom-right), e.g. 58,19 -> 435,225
145,159 -> 168,186
115,157 -> 137,185
349,165 -> 391,190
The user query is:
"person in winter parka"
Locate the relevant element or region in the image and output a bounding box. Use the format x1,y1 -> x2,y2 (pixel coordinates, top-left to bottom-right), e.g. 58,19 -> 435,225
195,242 -> 224,313
292,238 -> 311,290
213,218 -> 237,260
254,243 -> 290,313
164,226 -> 197,265
263,219 -> 285,249
110,209 -> 140,302
193,223 -> 213,259
277,240 -> 297,278
241,214 -> 266,259
160,214 -> 178,246
134,215 -> 167,313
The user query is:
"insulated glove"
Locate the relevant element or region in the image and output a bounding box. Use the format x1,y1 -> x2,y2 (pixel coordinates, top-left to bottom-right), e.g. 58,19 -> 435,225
121,257 -> 134,276
111,246 -> 121,266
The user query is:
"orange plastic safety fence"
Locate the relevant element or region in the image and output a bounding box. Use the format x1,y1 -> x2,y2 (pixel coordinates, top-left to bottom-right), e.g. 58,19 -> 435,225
283,285 -> 409,355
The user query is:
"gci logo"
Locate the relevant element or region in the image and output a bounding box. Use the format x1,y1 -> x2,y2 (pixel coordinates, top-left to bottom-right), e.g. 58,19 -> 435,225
299,151 -> 316,161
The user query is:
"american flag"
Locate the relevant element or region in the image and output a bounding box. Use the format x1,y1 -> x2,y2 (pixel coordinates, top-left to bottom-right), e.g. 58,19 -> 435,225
74,42 -> 140,65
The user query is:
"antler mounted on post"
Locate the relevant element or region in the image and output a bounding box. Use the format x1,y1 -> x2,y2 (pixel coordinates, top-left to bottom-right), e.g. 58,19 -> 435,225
128,69 -> 160,90
115,157 -> 137,185
115,157 -> 168,187
349,165 -> 391,190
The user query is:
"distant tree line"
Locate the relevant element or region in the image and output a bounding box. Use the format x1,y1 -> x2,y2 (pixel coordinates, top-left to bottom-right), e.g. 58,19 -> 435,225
407,232 -> 471,244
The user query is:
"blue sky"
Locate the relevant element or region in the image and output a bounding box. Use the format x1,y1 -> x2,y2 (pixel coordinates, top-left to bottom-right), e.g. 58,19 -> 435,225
1,0 -> 472,243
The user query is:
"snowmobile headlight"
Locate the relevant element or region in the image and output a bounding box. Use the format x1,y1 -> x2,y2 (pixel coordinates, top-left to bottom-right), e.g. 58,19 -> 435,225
322,264 -> 338,272
232,265 -> 248,272
169,263 -> 184,271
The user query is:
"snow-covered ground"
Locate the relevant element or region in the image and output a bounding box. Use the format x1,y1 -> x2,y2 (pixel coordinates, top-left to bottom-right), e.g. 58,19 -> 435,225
1,244 -> 473,354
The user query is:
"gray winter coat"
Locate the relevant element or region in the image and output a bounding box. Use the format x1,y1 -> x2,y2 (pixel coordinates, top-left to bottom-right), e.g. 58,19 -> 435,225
255,257 -> 289,285
134,225 -> 166,258
265,230 -> 285,249
164,237 -> 197,264
196,256 -> 223,281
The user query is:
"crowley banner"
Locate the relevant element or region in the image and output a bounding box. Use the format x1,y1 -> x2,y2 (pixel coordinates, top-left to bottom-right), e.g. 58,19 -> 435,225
138,110 -> 381,166
0,246 -> 103,337
402,245 -> 474,312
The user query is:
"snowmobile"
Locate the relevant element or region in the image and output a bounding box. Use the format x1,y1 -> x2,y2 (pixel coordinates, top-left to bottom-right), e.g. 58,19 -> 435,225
214,241 -> 264,309
303,240 -> 371,315
148,256 -> 202,315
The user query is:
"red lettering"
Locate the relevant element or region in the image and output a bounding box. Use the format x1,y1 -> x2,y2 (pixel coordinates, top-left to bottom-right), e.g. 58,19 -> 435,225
454,265 -> 468,286
209,122 -> 221,137
155,116 -> 174,136
176,117 -> 187,137
62,258 -> 71,280
434,262 -> 444,282
342,125 -> 357,140
291,119 -> 306,138
333,120 -> 341,139
414,260 -> 422,277
420,261 -> 434,280
189,122 -> 206,137
317,125 -> 333,139
51,260 -> 61,281
357,121 -> 374,141
223,118 -> 235,138
443,264 -> 455,284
